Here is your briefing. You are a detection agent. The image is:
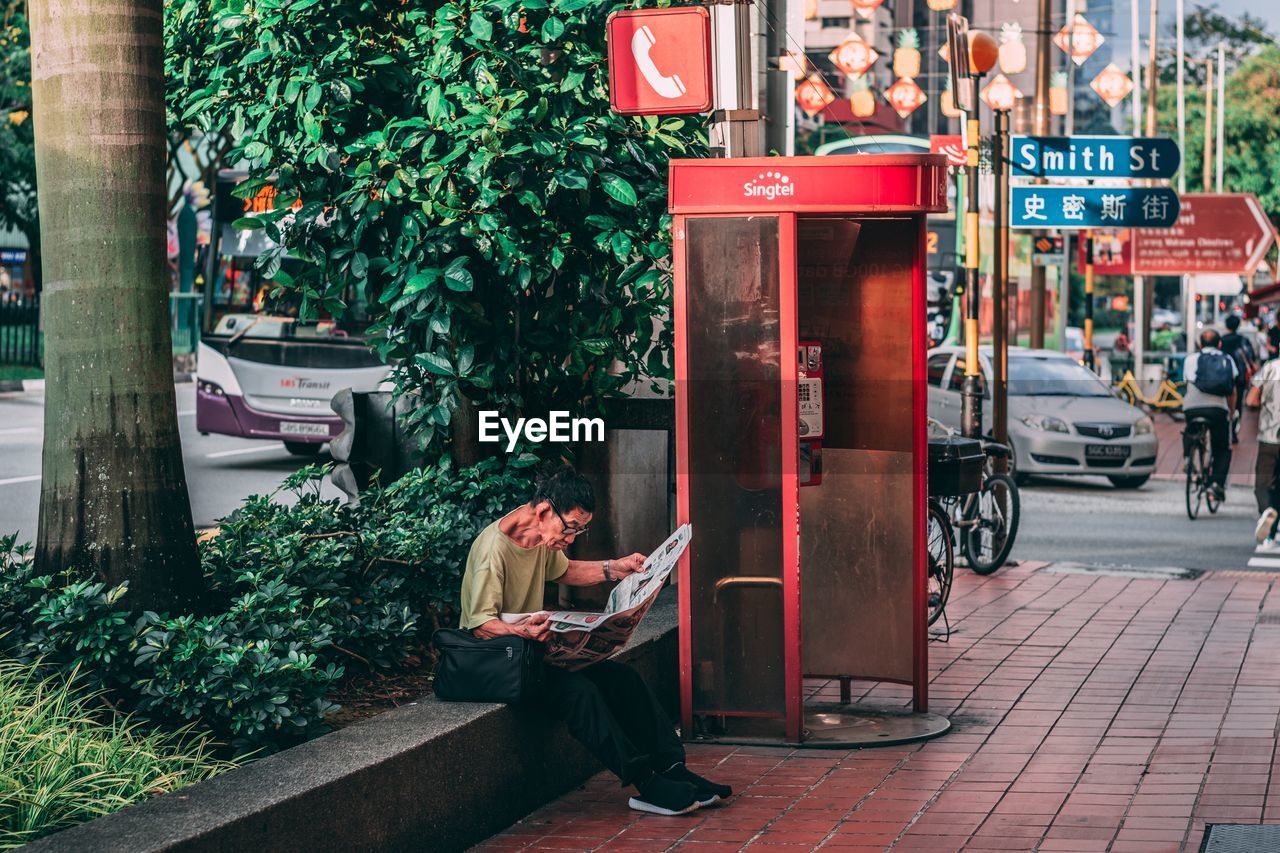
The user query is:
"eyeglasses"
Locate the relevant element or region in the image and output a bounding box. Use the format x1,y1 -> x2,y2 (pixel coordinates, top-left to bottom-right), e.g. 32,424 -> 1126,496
550,502 -> 590,538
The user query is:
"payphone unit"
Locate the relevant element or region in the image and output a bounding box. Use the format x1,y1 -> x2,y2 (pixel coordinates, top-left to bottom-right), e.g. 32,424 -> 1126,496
671,154 -> 950,746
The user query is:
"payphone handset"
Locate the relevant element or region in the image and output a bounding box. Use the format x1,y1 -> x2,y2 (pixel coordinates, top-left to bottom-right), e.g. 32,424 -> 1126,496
798,341 -> 824,486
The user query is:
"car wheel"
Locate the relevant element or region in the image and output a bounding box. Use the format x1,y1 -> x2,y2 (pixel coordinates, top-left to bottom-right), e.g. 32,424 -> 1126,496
1108,474 -> 1150,489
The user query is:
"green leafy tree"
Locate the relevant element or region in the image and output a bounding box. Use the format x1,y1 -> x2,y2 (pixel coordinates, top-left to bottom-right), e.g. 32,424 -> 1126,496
167,0 -> 702,457
0,3 -> 38,288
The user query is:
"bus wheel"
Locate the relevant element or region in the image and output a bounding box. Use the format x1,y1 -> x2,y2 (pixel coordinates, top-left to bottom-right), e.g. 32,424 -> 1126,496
283,441 -> 324,457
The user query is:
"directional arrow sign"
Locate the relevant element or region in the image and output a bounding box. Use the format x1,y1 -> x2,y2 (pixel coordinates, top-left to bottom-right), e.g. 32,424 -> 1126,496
1011,135 -> 1181,179
1131,193 -> 1276,275
1011,186 -> 1180,230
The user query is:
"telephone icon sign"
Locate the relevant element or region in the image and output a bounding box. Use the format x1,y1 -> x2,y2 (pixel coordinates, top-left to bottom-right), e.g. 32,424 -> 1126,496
631,26 -> 686,100
607,8 -> 712,116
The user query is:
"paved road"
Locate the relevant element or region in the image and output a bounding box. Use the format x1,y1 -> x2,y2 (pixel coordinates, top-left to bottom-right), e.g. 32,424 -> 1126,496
0,384 -> 342,542
1015,473 -> 1262,572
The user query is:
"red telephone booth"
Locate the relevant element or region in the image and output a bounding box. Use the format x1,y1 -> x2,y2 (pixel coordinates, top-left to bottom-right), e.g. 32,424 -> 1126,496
671,154 -> 950,746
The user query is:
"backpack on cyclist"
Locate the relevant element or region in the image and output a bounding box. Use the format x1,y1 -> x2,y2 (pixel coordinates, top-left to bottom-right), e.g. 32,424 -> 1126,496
1191,349 -> 1235,396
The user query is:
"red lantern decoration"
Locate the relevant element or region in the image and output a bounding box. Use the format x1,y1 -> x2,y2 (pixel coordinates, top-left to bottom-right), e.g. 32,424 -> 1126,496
828,33 -> 879,78
852,0 -> 885,20
796,73 -> 836,117
1091,63 -> 1133,107
1054,13 -> 1105,66
883,77 -> 927,118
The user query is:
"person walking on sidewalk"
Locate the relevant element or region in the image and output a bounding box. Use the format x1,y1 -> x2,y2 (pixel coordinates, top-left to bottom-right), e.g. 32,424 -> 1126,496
1248,357 -> 1280,548
1183,329 -> 1238,503
458,464 -> 732,817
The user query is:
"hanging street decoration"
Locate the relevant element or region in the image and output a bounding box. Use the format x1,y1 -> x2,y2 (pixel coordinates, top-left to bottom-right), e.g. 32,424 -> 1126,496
1091,63 -> 1133,107
850,77 -> 877,118
884,77 -> 927,118
998,23 -> 1027,74
927,0 -> 958,10
796,73 -> 836,117
981,73 -> 1022,112
894,29 -> 921,78
940,78 -> 961,117
1050,70 -> 1069,115
852,0 -> 886,20
779,51 -> 808,76
829,32 -> 880,78
938,42 -> 950,65
804,0 -> 818,21
1054,13 -> 1104,66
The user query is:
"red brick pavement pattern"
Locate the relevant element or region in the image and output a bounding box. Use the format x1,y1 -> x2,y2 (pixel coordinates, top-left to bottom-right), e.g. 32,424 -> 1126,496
1153,409 -> 1258,487
473,562 -> 1280,852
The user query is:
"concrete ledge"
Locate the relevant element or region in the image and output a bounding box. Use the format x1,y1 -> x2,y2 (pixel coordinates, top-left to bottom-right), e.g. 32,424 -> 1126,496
27,596 -> 678,853
0,378 -> 42,394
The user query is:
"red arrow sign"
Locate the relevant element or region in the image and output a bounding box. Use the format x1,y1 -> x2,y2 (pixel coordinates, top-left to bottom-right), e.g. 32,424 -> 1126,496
1131,193 -> 1275,275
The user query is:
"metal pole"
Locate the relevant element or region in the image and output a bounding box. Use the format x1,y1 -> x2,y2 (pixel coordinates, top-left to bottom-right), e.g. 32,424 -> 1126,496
1028,0 -> 1051,349
1084,229 -> 1095,369
961,91 -> 984,440
992,108 -> 1009,466
1146,0 -> 1159,137
1177,0 -> 1187,349
1131,0 -> 1143,133
1137,0 -> 1158,371
1216,41 -> 1225,192
709,1 -> 763,158
1203,58 -> 1213,192
764,0 -> 791,156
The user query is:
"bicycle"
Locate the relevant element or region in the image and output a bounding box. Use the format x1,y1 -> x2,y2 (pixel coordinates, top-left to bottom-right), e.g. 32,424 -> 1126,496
1184,416 -> 1221,520
926,498 -> 953,627
1114,370 -> 1184,413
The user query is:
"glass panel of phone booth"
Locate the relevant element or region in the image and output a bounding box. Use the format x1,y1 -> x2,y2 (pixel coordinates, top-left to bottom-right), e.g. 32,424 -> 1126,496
684,216 -> 787,724
797,217 -> 918,684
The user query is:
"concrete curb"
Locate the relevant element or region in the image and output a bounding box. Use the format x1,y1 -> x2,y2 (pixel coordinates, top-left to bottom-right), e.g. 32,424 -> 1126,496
26,595 -> 679,853
0,378 -> 43,394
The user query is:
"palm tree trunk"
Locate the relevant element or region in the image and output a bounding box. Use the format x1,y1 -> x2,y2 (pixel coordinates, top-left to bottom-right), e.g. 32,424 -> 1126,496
29,0 -> 202,611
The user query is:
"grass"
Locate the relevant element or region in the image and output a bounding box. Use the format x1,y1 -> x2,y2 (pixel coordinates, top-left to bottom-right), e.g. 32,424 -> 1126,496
0,366 -> 41,382
0,659 -> 239,849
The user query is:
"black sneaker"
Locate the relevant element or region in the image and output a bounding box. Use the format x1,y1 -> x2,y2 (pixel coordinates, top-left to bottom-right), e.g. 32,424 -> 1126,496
661,763 -> 733,806
629,775 -> 701,816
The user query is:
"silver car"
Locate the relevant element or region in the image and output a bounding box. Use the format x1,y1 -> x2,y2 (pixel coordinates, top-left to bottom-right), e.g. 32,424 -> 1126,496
928,346 -> 1159,488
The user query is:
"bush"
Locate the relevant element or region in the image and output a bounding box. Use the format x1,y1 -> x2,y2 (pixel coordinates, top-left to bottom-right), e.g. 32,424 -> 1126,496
0,458 -> 530,752
0,658 -> 237,849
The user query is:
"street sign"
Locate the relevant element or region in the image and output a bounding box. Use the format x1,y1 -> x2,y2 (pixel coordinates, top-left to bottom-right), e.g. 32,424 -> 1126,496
1011,135 -> 1180,179
1077,228 -> 1132,275
606,8 -> 712,116
1011,186 -> 1180,230
930,134 -> 965,167
1131,193 -> 1276,275
1031,235 -> 1063,266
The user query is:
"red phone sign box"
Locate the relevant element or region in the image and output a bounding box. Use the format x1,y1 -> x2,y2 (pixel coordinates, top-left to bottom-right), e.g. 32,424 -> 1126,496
607,8 -> 712,116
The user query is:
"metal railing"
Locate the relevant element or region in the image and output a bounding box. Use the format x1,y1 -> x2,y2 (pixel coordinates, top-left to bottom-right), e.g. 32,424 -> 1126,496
170,293 -> 203,355
0,294 -> 41,366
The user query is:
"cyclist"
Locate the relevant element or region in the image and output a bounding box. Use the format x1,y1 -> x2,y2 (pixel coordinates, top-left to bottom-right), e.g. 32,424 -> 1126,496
1221,315 -> 1257,444
1183,329 -> 1238,503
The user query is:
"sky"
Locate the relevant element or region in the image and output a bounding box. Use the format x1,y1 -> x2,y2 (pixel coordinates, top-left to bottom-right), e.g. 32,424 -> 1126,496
1207,0 -> 1280,33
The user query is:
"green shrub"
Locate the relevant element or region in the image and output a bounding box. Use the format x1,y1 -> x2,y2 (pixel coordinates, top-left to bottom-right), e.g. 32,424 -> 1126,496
0,659 -> 237,849
0,458 -> 530,752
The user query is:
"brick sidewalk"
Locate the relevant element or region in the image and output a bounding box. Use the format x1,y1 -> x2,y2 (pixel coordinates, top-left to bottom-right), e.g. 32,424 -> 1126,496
474,562 -> 1280,852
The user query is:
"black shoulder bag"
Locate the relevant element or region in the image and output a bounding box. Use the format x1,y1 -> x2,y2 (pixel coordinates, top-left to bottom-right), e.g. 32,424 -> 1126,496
431,628 -> 545,704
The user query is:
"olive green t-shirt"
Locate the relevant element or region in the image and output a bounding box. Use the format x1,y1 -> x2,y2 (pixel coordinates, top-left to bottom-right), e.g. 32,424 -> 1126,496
458,517 -> 570,629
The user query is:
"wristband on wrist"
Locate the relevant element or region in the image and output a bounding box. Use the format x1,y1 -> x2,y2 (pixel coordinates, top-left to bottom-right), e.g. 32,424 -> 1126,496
603,559 -> 613,582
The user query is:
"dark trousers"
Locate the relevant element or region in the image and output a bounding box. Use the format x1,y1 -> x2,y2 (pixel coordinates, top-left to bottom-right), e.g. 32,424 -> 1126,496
541,660 -> 685,788
1184,407 -> 1232,488
1256,441 -> 1280,516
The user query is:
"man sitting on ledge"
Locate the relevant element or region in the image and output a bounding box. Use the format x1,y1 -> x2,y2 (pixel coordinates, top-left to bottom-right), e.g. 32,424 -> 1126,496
459,464 -> 731,816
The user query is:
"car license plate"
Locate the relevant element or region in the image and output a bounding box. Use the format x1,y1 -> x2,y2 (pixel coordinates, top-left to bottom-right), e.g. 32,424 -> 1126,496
1085,444 -> 1130,459
280,421 -> 330,437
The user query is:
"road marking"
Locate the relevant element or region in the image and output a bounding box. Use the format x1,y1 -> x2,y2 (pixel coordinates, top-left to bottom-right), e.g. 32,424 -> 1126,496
205,445 -> 281,459
1247,557 -> 1280,568
178,410 -> 195,417
0,474 -> 40,486
0,427 -> 38,435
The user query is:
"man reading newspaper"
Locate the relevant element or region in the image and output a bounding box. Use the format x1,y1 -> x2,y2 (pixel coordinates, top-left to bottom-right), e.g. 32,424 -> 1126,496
458,465 -> 731,816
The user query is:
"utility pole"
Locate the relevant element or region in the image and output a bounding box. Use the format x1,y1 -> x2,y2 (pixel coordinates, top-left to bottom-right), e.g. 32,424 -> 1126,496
1139,0 -> 1158,367
992,106 -> 1010,466
1203,58 -> 1213,192
709,0 -> 763,157
1216,41 -> 1225,192
1177,0 -> 1190,346
763,0 -> 792,156
1028,0 -> 1051,349
1131,0 -> 1151,392
1084,229 -> 1096,369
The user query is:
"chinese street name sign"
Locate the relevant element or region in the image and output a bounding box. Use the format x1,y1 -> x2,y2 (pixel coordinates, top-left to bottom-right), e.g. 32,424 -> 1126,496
1011,136 -> 1180,180
1131,193 -> 1276,275
1011,186 -> 1180,229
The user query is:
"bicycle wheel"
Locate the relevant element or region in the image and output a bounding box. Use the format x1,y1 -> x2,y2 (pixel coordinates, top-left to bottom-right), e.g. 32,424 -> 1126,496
963,473 -> 1020,575
1185,441 -> 1205,520
926,500 -> 954,627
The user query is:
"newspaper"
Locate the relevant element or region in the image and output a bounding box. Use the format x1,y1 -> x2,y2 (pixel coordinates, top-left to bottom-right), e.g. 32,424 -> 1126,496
500,524 -> 691,671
